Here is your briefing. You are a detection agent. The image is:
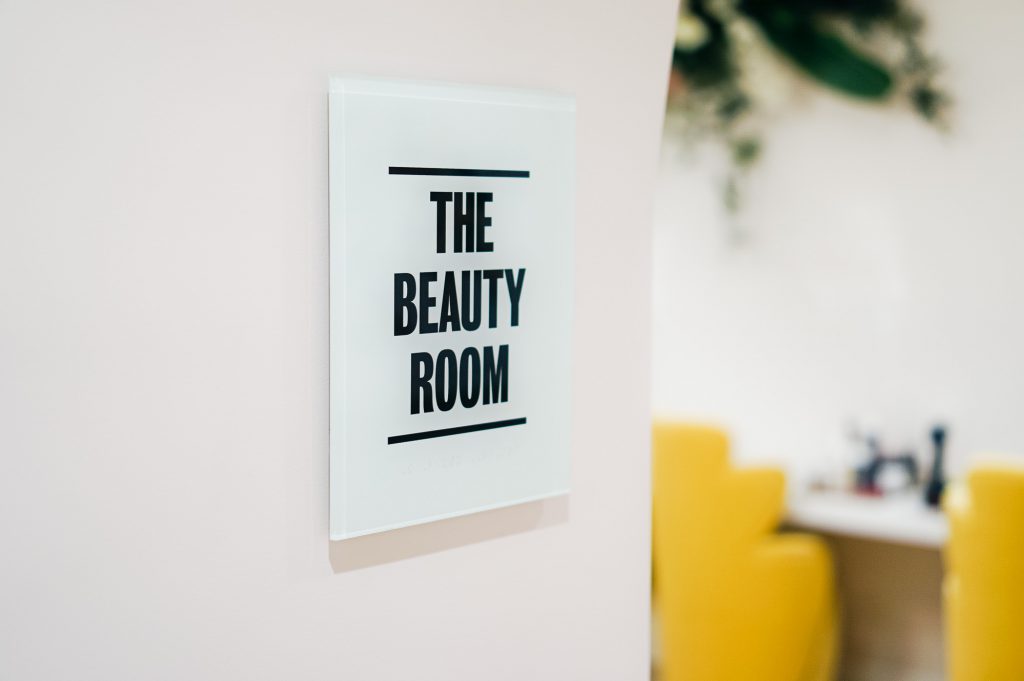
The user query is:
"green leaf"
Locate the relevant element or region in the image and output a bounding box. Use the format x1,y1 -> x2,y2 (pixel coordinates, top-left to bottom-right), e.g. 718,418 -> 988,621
731,137 -> 762,166
747,8 -> 894,99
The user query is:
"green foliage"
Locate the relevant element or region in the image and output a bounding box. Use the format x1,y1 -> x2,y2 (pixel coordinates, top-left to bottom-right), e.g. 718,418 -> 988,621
673,7 -> 735,90
669,0 -> 949,213
732,137 -> 761,166
747,7 -> 893,99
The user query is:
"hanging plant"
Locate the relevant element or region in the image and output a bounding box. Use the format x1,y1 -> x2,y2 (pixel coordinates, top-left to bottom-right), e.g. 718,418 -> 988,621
668,0 -> 950,214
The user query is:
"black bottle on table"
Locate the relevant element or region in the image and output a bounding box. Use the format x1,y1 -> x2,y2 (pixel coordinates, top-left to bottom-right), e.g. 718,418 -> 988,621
925,425 -> 947,508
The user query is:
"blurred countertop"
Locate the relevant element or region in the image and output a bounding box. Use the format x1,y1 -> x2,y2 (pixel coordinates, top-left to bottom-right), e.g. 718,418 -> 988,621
786,490 -> 948,549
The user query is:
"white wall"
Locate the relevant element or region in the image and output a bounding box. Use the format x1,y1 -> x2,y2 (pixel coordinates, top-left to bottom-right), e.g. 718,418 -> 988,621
653,0 -> 1024,485
0,2 -> 676,679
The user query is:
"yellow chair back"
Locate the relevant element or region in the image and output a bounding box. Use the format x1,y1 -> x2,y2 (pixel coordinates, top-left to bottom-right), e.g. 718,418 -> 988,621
945,464 -> 1024,681
653,422 -> 836,681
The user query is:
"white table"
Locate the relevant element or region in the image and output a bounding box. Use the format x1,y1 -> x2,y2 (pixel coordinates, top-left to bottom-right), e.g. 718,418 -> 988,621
787,490 -> 948,549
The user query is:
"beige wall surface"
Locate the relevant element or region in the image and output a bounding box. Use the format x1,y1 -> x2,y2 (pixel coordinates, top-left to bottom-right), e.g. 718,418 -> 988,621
0,2 -> 676,679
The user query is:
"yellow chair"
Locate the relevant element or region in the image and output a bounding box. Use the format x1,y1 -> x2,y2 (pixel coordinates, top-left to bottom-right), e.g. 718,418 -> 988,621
944,464 -> 1024,681
653,422 -> 836,681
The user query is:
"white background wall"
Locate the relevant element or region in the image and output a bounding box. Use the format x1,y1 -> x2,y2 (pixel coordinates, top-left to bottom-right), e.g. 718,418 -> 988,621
653,0 -> 1024,485
0,2 -> 676,679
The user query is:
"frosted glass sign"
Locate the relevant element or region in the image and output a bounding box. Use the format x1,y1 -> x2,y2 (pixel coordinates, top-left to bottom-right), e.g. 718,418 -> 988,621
329,78 -> 575,539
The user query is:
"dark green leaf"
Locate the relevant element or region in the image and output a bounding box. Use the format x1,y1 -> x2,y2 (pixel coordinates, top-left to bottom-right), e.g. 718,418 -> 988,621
747,8 -> 894,99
